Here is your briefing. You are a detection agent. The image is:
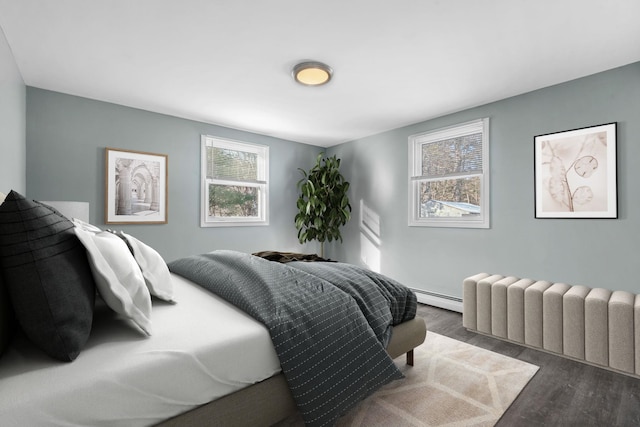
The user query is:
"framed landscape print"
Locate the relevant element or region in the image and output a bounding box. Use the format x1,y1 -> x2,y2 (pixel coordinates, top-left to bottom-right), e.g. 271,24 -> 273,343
105,148 -> 168,224
534,122 -> 617,219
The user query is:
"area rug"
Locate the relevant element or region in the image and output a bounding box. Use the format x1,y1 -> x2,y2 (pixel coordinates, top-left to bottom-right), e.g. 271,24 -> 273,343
276,332 -> 539,427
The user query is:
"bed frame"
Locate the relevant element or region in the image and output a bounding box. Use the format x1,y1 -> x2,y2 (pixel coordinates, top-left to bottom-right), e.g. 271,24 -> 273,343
157,316 -> 427,427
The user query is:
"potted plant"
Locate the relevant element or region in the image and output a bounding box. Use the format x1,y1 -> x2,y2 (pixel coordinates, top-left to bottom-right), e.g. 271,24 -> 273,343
295,153 -> 352,258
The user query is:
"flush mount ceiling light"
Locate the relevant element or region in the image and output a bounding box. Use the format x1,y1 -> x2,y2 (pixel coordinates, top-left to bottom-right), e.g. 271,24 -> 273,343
292,61 -> 333,86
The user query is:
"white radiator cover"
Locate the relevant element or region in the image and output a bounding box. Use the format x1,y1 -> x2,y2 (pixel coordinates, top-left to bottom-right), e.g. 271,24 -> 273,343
462,273 -> 639,378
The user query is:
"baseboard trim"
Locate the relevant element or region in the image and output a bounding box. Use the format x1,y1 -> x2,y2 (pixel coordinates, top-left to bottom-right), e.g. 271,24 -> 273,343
411,288 -> 463,313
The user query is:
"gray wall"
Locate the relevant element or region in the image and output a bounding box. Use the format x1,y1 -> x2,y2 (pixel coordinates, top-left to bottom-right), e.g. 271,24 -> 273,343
328,62 -> 640,297
24,62 -> 640,297
26,88 -> 321,261
0,27 -> 26,193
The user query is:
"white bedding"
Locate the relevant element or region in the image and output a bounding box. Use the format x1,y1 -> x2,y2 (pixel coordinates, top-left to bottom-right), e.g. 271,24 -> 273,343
0,273 -> 281,426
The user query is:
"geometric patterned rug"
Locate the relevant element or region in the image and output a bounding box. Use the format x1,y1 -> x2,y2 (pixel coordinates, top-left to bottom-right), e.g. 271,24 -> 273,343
276,332 -> 539,427
335,332 -> 539,427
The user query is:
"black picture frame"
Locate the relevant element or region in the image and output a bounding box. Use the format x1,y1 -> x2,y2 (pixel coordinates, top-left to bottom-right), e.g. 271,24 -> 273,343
534,122 -> 617,219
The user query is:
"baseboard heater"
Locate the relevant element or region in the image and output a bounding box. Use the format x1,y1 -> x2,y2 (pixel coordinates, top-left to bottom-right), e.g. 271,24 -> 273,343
412,288 -> 463,313
463,273 -> 639,378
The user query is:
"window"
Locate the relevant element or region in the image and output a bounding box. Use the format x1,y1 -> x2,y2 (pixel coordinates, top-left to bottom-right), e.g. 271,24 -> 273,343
408,118 -> 490,228
201,135 -> 269,227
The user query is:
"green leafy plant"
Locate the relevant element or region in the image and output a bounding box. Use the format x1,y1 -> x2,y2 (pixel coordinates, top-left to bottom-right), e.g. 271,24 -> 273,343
295,153 -> 352,257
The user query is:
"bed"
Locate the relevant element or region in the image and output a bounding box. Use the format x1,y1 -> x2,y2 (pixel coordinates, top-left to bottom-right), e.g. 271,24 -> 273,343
0,190 -> 427,426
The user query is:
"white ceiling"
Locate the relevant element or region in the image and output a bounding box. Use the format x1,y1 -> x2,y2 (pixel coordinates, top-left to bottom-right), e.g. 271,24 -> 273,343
1,1 -> 639,147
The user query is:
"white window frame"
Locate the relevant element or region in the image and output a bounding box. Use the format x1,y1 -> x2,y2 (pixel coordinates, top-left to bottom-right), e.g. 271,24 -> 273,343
408,118 -> 490,228
201,135 -> 269,227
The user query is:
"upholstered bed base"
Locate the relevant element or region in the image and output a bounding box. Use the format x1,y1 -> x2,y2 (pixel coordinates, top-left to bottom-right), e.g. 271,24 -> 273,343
157,316 -> 427,427
463,273 -> 639,378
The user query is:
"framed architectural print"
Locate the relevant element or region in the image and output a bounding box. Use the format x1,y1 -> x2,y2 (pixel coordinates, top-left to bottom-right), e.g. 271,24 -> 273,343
534,122 -> 617,219
105,148 -> 168,224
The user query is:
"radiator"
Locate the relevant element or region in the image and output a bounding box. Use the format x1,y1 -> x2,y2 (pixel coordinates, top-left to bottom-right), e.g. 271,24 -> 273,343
412,288 -> 463,313
463,273 -> 638,377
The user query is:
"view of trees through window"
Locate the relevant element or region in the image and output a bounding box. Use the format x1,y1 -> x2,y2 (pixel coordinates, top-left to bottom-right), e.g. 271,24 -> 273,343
208,184 -> 258,217
201,135 -> 268,227
419,132 -> 482,218
409,118 -> 489,228
206,146 -> 260,218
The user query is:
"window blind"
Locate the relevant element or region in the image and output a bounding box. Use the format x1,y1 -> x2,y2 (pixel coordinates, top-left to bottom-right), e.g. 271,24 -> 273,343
207,147 -> 258,181
421,132 -> 483,178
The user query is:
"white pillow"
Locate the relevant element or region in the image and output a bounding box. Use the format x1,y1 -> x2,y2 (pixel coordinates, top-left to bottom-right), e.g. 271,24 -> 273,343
71,218 -> 101,233
116,231 -> 175,302
74,227 -> 153,335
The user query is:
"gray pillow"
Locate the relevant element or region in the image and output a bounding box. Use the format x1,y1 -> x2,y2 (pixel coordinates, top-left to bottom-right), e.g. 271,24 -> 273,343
0,190 -> 96,361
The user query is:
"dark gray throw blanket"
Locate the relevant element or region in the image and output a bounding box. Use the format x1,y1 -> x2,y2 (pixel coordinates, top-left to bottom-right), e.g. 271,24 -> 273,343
168,250 -> 416,427
286,261 -> 416,347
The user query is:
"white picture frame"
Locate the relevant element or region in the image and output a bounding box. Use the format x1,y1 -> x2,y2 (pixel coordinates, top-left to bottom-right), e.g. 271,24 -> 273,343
105,148 -> 168,224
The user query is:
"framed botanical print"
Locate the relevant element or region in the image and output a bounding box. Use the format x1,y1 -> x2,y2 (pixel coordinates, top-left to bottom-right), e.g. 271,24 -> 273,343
534,123 -> 617,218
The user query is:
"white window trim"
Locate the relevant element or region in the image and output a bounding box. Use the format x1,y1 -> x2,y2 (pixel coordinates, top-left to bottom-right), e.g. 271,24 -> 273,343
408,118 -> 490,228
200,135 -> 269,227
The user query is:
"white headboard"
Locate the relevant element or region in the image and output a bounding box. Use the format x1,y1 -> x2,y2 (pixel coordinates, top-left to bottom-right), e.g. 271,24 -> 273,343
40,201 -> 90,223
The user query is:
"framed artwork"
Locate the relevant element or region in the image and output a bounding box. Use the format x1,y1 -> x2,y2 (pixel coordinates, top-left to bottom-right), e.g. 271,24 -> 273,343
534,122 -> 617,219
105,148 -> 168,224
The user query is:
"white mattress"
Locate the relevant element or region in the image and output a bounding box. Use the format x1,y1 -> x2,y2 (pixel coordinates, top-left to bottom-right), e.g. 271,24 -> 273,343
0,274 -> 282,426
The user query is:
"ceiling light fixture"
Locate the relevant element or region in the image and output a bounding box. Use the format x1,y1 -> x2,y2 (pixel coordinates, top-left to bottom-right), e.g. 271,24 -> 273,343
292,61 -> 333,86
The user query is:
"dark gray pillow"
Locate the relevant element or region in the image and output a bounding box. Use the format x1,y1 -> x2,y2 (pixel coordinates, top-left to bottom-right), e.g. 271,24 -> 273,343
0,273 -> 15,358
0,190 -> 96,361
0,192 -> 12,358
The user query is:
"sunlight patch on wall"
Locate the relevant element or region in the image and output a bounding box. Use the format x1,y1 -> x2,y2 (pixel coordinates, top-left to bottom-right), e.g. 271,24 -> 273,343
360,200 -> 381,272
360,199 -> 381,243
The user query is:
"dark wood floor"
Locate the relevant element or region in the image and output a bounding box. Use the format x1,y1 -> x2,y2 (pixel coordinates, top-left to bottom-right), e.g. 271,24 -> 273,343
416,303 -> 640,426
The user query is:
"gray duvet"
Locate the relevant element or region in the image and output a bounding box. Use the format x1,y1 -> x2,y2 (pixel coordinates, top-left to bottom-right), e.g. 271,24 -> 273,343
168,250 -> 416,427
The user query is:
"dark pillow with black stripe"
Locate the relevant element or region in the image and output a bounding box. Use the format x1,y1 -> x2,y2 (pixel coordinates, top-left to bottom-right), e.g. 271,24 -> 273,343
0,191 -> 11,358
0,190 -> 95,361
0,273 -> 15,358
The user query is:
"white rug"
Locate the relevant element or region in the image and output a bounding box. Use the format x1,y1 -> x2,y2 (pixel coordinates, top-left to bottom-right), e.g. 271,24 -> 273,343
278,332 -> 539,427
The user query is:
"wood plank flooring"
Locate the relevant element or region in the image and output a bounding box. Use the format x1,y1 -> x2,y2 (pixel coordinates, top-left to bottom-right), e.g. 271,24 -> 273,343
416,303 -> 640,426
